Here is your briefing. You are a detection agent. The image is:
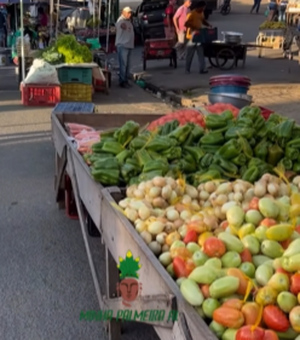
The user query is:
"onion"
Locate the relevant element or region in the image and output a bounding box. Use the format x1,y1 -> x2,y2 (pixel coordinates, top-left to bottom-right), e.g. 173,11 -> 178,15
167,177 -> 176,189
293,176 -> 300,186
145,181 -> 153,191
152,197 -> 167,208
148,186 -> 161,198
170,191 -> 178,203
216,194 -> 228,206
182,195 -> 192,205
166,209 -> 180,221
216,182 -> 232,195
149,241 -> 162,255
228,192 -> 234,201
134,189 -> 145,199
175,186 -> 184,197
162,244 -> 170,252
221,201 -> 237,214
191,200 -> 200,211
233,183 -> 247,194
119,198 -> 130,209
180,210 -> 192,221
204,181 -> 216,193
203,201 -> 212,208
262,173 -> 272,182
164,222 -> 175,233
209,192 -> 218,207
162,185 -> 172,200
185,185 -> 198,199
126,185 -> 137,198
199,190 -> 209,200
214,206 -> 225,220
136,221 -> 147,233
152,176 -> 166,187
140,230 -> 152,244
138,182 -> 146,191
279,182 -> 289,197
156,232 -> 168,244
178,225 -> 187,238
173,218 -> 184,229
233,192 -> 243,202
138,206 -> 151,221
152,208 -> 165,217
204,216 -> 218,230
254,180 -> 267,197
148,221 -> 165,235
157,217 -> 168,223
245,188 -> 255,202
191,214 -> 203,221
242,201 -> 250,212
130,200 -> 146,210
125,208 -> 139,222
267,183 -> 279,196
197,184 -> 204,191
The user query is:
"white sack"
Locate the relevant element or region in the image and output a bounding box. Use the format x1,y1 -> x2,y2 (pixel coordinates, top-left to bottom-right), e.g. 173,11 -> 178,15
24,59 -> 60,85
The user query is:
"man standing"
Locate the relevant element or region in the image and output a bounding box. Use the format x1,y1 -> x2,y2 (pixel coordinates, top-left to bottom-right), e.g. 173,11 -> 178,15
173,0 -> 191,60
115,7 -> 135,88
185,1 -> 211,74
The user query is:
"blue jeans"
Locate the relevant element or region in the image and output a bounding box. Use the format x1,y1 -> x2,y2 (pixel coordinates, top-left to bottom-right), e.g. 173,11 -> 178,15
117,46 -> 132,85
279,7 -> 286,21
185,41 -> 206,72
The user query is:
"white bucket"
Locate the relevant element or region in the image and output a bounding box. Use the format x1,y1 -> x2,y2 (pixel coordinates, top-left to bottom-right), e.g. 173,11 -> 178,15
0,53 -> 7,66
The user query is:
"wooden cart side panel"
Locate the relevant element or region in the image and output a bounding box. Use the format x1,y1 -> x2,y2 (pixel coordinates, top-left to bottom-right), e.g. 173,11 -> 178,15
51,114 -> 69,157
101,189 -> 217,340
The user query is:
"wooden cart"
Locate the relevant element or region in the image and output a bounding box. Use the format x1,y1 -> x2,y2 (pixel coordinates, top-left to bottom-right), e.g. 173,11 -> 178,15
51,112 -> 218,340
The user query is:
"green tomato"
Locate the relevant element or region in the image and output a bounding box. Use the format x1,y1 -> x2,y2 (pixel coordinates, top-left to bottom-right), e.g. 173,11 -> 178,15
187,242 -> 201,254
221,251 -> 241,268
209,320 -> 226,338
204,258 -> 222,270
202,298 -> 221,318
192,250 -> 209,267
277,291 -> 297,313
239,262 -> 256,278
255,226 -> 268,242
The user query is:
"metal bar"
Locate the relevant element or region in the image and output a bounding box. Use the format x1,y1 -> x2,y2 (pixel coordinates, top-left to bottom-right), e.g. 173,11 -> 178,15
105,0 -> 111,54
50,0 -> 53,38
56,0 -> 60,38
67,146 -> 104,310
20,0 -> 25,82
98,0 -> 102,39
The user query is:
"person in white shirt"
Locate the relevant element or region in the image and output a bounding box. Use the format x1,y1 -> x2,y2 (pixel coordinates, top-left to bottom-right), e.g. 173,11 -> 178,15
115,7 -> 135,88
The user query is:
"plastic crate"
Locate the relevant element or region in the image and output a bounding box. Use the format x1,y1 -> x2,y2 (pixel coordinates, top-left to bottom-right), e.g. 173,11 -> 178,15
192,27 -> 218,44
21,83 -> 61,106
61,83 -> 93,102
52,102 -> 95,114
57,67 -> 93,84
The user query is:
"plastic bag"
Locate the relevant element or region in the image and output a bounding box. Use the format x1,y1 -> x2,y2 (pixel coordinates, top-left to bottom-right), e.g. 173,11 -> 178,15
24,59 -> 60,85
77,137 -> 99,154
74,130 -> 100,141
65,123 -> 95,137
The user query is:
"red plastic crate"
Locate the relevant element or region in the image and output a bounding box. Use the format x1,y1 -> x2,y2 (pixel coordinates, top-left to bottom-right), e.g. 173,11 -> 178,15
21,83 -> 61,106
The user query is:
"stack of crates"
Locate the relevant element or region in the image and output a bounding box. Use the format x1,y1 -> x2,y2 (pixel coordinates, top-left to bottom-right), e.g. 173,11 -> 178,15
57,67 -> 93,102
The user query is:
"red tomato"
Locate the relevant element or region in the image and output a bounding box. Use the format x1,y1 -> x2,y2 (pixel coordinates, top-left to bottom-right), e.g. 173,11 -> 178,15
260,218 -> 277,228
263,305 -> 290,332
201,284 -> 210,298
185,259 -> 195,276
263,330 -> 279,340
240,248 -> 253,263
203,237 -> 226,258
220,221 -> 229,230
290,274 -> 300,295
280,239 -> 292,250
173,257 -> 186,279
249,197 -> 260,210
236,325 -> 265,340
183,230 -> 198,244
295,225 -> 300,234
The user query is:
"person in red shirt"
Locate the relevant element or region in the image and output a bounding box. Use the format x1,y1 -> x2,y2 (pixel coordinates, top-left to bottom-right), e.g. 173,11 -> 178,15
164,0 -> 177,39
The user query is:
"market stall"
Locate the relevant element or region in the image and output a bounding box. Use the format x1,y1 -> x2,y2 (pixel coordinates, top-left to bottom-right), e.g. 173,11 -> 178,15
52,92 -> 300,340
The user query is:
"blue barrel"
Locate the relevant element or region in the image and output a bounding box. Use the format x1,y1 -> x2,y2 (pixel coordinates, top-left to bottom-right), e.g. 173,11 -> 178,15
210,85 -> 249,94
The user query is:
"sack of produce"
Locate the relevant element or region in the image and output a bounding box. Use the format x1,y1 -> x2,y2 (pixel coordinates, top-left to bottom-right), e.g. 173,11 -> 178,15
23,59 -> 60,85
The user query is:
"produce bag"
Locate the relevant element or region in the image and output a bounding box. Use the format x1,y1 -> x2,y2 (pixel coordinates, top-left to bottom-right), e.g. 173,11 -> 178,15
23,59 -> 60,85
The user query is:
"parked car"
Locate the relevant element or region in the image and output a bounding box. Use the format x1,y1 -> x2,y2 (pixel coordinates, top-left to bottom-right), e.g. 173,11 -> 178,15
132,0 -> 168,42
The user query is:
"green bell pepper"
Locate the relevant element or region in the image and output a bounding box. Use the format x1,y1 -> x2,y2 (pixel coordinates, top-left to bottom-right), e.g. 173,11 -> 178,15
169,124 -> 193,144
183,124 -> 205,146
236,117 -> 252,127
274,119 -> 295,139
242,166 -> 260,183
287,138 -> 300,148
292,126 -> 300,139
225,126 -> 254,140
285,146 -> 299,161
254,115 -> 265,131
114,121 -> 140,145
254,138 -> 270,161
184,146 -> 205,163
232,154 -> 247,166
213,156 -> 238,175
200,132 -> 224,145
267,144 -> 284,166
277,158 -> 293,171
126,157 -> 142,172
238,106 -> 261,121
129,176 -> 140,185
199,145 -> 220,154
293,162 -> 300,173
221,110 -> 234,121
146,136 -> 177,152
200,153 -> 214,168
239,137 -> 253,158
216,139 -> 242,160
179,159 -> 197,174
205,114 -> 227,130
130,135 -> 150,150
159,119 -> 179,136
139,170 -> 163,182
116,149 -> 133,164
257,125 -> 268,140
161,146 -> 182,160
240,165 -> 247,177
248,157 -> 265,168
121,163 -> 140,182
209,163 -> 225,175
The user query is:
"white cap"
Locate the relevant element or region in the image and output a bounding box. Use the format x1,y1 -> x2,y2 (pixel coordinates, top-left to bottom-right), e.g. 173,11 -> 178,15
123,6 -> 133,12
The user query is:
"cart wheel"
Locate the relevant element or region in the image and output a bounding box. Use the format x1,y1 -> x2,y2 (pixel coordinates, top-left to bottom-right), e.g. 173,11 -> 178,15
216,48 -> 236,70
86,215 -> 100,237
208,56 -> 227,68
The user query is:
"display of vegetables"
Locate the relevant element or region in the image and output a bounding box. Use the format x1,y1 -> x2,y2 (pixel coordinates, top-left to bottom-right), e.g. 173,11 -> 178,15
83,107 -> 300,186
118,173 -> 300,340
41,34 -> 93,65
259,21 -> 286,30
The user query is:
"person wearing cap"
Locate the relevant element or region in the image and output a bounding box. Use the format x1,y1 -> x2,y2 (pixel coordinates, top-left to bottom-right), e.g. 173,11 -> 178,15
115,7 -> 135,88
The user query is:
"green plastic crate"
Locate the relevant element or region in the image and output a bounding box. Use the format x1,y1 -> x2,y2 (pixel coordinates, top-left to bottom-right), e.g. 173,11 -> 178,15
57,67 -> 93,85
